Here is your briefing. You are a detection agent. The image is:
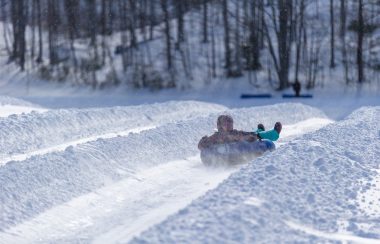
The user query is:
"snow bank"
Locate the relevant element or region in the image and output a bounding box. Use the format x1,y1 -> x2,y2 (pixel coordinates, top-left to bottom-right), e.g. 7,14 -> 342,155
0,96 -> 40,107
0,105 -> 47,118
0,101 -> 226,159
133,106 -> 380,243
0,103 -> 325,231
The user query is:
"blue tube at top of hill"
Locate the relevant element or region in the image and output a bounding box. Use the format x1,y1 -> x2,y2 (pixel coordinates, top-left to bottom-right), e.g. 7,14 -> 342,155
200,140 -> 275,166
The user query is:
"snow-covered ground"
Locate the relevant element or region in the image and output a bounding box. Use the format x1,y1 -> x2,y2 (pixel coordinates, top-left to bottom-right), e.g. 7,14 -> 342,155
0,0 -> 379,241
133,106 -> 380,243
0,101 -> 226,163
0,100 -> 336,243
0,89 -> 378,243
0,96 -> 46,117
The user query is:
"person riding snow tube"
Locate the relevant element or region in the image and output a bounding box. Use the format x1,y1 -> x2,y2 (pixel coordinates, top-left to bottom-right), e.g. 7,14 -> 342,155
198,115 -> 281,166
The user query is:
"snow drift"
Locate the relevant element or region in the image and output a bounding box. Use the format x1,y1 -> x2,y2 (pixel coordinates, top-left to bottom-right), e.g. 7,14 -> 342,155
0,103 -> 326,232
0,96 -> 40,107
0,101 -> 226,160
133,107 -> 380,243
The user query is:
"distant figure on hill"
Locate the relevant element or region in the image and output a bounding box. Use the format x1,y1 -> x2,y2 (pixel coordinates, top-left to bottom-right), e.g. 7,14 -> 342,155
292,79 -> 301,97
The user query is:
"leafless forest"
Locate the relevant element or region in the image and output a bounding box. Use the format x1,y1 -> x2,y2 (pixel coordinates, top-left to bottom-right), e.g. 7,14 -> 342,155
1,0 -> 379,90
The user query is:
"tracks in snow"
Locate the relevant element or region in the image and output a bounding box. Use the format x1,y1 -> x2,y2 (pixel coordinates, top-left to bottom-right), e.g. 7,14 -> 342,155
1,157 -> 236,243
0,126 -> 155,166
0,101 -> 227,161
0,115 -> 333,243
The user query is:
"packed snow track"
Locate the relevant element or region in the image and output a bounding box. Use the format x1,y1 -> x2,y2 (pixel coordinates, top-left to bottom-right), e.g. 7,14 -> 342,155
0,101 -> 334,243
134,107 -> 380,243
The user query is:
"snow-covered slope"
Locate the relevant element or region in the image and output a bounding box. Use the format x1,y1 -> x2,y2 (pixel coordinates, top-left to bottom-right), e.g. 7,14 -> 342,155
133,107 -> 380,243
0,104 -> 46,118
0,103 -> 326,238
0,96 -> 46,117
0,101 -> 226,163
0,96 -> 40,107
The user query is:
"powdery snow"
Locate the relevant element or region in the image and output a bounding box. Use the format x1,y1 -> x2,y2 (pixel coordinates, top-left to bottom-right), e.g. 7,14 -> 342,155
0,105 -> 47,118
0,101 -> 226,163
0,103 -> 327,242
0,157 -> 235,244
0,96 -> 41,107
0,96 -> 46,117
133,106 -> 380,243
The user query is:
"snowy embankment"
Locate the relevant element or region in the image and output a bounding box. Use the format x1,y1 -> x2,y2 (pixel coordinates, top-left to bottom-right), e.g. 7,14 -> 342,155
0,96 -> 46,117
0,101 -> 226,164
0,96 -> 39,107
133,107 -> 380,243
0,103 -> 329,243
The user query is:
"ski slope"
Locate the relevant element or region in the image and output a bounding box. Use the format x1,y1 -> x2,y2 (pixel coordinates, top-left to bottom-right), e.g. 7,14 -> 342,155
0,96 -> 47,117
0,101 -> 226,163
0,101 -> 333,243
133,107 -> 380,243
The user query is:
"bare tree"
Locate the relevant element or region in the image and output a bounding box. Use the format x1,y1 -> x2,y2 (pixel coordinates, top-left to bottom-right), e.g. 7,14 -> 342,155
64,0 -> 79,70
1,0 -> 11,55
249,0 -> 262,70
263,0 -> 293,90
36,0 -> 43,63
161,0 -> 172,71
18,0 -> 26,71
149,0 -> 156,40
357,0 -> 365,83
10,0 -> 27,70
222,0 -> 232,76
339,0 -> 349,83
48,0 -> 59,65
128,0 -> 137,48
295,0 -> 306,82
119,0 -> 128,71
234,0 -> 242,76
176,0 -> 185,44
101,0 -> 107,65
329,0 -> 336,68
202,0 -> 208,43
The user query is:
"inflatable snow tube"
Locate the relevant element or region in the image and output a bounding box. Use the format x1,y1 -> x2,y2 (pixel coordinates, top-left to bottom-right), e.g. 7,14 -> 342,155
200,140 -> 275,166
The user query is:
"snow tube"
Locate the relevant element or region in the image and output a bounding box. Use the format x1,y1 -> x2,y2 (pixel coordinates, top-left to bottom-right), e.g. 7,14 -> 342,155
282,94 -> 313,98
200,140 -> 275,166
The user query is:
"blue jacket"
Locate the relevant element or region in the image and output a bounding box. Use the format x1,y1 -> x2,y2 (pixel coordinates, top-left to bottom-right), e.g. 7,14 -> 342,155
255,128 -> 280,141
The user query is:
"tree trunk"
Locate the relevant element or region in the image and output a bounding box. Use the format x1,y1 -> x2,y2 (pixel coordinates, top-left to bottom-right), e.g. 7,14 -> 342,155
161,0 -> 172,71
357,0 -> 364,83
10,0 -> 19,62
340,0 -> 349,84
119,0 -> 128,71
10,0 -> 27,70
202,0 -> 208,43
277,0 -> 291,89
176,0 -> 185,44
250,0 -> 261,70
330,0 -> 335,68
48,0 -> 58,65
64,0 -> 78,70
339,0 -> 346,38
234,0 -> 242,76
295,0 -> 305,82
18,0 -> 26,70
129,0 -> 137,48
149,0 -> 155,40
31,0 -> 36,61
101,0 -> 107,65
1,0 -> 11,55
222,0 -> 232,76
36,0 -> 43,63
